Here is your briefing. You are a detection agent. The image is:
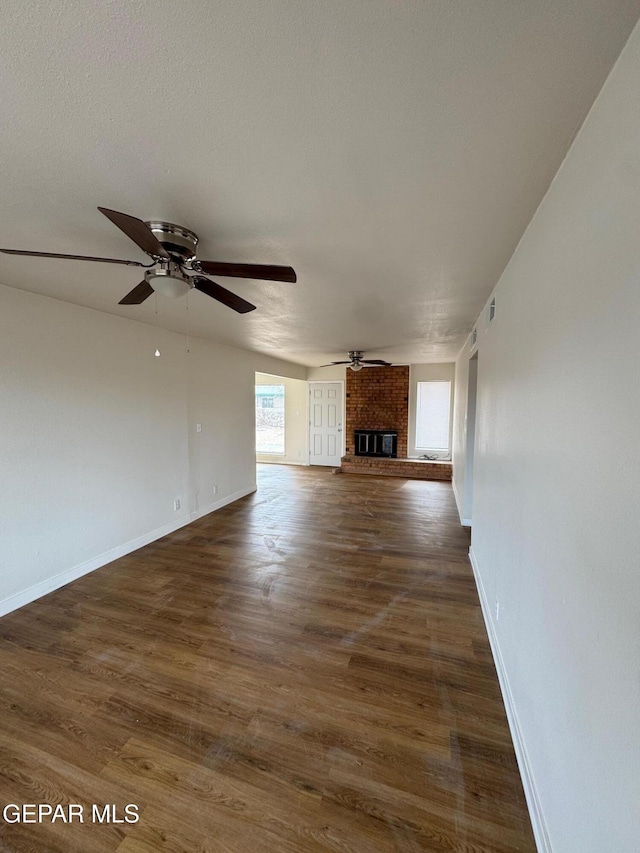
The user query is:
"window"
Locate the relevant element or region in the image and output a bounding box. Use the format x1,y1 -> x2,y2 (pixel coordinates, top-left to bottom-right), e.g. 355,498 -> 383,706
415,381 -> 451,452
255,384 -> 285,454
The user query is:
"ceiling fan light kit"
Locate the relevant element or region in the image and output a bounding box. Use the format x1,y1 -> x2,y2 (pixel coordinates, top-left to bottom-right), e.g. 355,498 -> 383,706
145,260 -> 191,299
0,207 -> 296,315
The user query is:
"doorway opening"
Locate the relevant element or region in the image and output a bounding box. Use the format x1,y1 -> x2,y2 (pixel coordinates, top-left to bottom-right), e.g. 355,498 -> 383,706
462,352 -> 478,525
255,373 -> 308,467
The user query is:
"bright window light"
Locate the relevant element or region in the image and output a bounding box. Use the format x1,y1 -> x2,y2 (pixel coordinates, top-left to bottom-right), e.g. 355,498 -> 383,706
255,384 -> 285,454
415,381 -> 451,451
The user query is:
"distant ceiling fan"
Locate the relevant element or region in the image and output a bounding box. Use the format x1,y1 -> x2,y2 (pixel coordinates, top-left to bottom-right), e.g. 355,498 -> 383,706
320,351 -> 391,371
0,207 -> 296,314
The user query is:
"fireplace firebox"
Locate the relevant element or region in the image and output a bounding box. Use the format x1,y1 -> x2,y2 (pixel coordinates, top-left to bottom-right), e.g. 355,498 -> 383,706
354,429 -> 398,458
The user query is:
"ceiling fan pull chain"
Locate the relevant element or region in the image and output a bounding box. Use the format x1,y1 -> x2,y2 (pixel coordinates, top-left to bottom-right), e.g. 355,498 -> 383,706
186,289 -> 190,356
154,294 -> 161,358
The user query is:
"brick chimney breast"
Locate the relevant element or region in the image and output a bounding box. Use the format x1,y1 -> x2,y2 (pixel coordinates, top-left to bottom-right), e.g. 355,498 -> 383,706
345,365 -> 409,457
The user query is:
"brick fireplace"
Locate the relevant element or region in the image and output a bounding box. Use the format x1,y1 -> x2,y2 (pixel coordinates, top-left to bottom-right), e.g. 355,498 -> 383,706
345,365 -> 409,457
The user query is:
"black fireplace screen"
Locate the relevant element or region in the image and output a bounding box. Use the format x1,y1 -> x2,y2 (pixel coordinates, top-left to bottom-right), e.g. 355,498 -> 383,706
354,429 -> 398,458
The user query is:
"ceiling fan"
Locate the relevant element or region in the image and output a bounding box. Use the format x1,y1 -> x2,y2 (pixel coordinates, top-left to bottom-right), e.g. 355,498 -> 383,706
0,207 -> 296,314
320,350 -> 391,371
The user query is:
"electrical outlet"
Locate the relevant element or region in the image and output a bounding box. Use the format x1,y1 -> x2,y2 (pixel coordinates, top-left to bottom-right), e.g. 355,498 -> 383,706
196,423 -> 202,433
213,485 -> 218,496
174,499 -> 181,511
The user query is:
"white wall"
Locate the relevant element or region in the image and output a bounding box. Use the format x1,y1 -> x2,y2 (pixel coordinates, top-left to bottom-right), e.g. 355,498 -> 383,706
307,365 -> 346,382
255,372 -> 308,465
0,284 -> 305,615
452,347 -> 479,525
407,363 -> 455,458
452,23 -> 640,853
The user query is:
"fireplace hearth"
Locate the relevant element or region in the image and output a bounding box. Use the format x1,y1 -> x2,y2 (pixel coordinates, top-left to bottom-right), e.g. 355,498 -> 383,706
354,429 -> 398,458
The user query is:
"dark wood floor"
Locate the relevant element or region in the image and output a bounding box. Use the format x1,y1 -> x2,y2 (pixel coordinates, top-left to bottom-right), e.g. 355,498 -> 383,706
0,465 -> 535,852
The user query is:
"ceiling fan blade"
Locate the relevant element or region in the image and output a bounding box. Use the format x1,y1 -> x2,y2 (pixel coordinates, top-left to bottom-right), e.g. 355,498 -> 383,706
362,359 -> 391,365
192,277 -> 256,314
318,361 -> 352,366
0,247 -> 145,266
98,207 -> 170,259
118,280 -> 154,305
196,261 -> 296,283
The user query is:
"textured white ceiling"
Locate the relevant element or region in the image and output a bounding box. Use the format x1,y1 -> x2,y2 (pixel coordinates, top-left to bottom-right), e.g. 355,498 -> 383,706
1,0 -> 638,366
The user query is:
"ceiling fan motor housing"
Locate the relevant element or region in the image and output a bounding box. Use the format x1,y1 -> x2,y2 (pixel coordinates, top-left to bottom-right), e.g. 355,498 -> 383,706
348,350 -> 364,371
145,221 -> 199,263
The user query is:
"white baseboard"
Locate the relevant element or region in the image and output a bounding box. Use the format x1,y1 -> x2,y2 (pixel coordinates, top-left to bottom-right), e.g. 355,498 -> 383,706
190,484 -> 256,522
0,484 -> 256,619
451,477 -> 472,526
256,458 -> 309,466
469,547 -> 552,853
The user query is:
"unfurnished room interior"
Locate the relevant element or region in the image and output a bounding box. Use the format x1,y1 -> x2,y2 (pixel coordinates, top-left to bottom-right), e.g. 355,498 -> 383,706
1,3 -> 640,852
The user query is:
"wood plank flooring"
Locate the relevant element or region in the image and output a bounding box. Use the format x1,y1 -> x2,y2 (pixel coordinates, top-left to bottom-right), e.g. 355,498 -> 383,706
0,464 -> 536,852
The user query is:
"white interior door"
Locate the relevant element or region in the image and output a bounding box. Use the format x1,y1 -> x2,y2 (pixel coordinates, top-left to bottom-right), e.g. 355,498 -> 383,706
309,382 -> 343,466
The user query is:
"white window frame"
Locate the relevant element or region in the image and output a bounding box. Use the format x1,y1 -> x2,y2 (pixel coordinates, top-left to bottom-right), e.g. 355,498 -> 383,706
415,380 -> 451,453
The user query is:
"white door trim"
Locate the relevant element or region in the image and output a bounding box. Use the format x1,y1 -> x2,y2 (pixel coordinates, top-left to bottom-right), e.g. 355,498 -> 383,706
308,380 -> 346,464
